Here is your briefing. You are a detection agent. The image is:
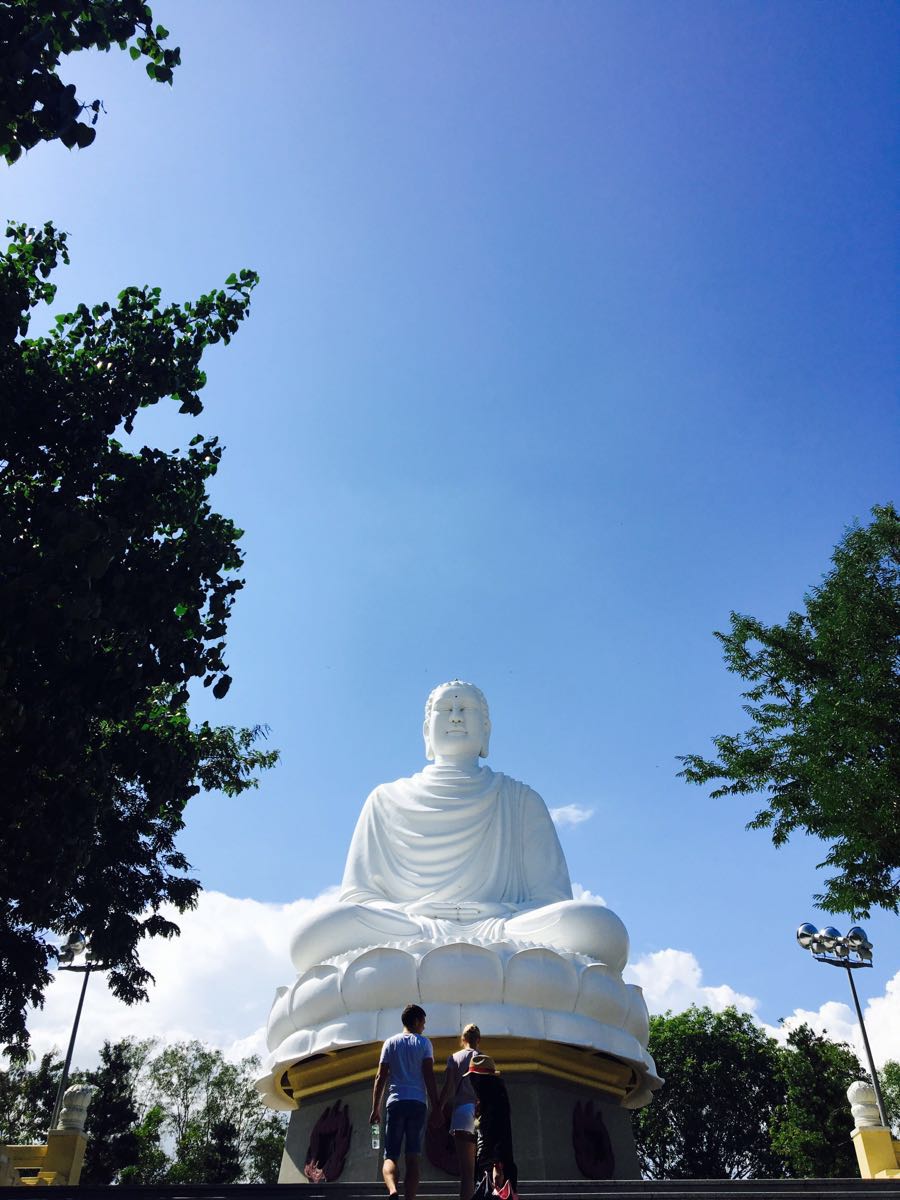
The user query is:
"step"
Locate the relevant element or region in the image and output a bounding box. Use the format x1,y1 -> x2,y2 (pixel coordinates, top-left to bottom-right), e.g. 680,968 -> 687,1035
2,1179 -> 898,1199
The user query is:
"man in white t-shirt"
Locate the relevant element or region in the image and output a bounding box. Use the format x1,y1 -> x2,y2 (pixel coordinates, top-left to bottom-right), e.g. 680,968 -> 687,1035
370,1003 -> 441,1200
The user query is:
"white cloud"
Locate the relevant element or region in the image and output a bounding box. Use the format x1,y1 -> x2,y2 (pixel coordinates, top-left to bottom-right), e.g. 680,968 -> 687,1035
571,882 -> 608,906
773,969 -> 900,1068
625,949 -> 900,1071
25,890 -> 900,1083
24,888 -> 339,1068
625,948 -> 760,1017
550,804 -> 594,828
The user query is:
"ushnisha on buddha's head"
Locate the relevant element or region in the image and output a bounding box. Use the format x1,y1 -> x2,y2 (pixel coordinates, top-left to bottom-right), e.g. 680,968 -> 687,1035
423,680 -> 491,765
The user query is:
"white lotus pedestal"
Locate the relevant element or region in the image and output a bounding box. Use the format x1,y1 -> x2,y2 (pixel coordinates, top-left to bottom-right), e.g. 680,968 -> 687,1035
257,939 -> 659,1184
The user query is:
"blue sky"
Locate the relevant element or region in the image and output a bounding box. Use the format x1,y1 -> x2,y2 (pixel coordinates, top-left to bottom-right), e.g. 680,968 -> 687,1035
7,1 -> 899,1064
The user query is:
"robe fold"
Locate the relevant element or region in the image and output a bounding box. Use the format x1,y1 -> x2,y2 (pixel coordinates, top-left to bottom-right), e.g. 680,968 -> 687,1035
340,764 -> 572,914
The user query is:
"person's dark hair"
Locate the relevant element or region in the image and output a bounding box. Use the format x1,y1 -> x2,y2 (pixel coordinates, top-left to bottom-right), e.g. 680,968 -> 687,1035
401,1003 -> 426,1030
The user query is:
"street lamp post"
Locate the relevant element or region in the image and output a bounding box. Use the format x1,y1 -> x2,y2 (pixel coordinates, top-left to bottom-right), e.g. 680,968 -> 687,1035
796,922 -> 889,1129
47,933 -> 103,1134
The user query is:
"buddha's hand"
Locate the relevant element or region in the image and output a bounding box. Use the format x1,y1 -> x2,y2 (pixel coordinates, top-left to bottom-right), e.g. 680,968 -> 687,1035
407,901 -> 512,919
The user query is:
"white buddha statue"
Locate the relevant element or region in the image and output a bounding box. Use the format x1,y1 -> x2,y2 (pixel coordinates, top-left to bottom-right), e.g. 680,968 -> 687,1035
289,680 -> 629,975
259,679 -> 660,1113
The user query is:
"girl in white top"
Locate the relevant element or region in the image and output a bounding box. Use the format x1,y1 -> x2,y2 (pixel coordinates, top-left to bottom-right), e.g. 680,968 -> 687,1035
439,1024 -> 481,1200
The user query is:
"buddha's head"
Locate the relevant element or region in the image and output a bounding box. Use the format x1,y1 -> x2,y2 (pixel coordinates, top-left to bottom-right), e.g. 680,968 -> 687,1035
423,680 -> 491,762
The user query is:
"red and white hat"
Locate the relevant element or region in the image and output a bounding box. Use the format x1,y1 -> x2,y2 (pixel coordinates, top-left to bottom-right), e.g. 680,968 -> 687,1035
466,1053 -> 499,1075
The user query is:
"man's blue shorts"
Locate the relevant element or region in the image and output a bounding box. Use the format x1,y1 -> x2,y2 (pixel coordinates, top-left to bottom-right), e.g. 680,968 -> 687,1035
384,1099 -> 427,1159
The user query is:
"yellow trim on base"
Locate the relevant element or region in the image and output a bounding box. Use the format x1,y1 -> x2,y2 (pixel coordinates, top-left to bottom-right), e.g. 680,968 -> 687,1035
851,1126 -> 900,1179
280,1036 -> 636,1108
3,1130 -> 88,1186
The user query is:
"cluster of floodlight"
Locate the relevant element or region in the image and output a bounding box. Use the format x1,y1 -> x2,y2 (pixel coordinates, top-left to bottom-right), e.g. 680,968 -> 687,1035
796,923 -> 873,963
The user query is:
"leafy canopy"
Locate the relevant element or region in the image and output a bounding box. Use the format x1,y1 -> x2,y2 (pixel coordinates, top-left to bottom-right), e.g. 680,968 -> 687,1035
881,1060 -> 900,1139
0,1050 -> 61,1145
633,1006 -> 784,1179
0,222 -> 277,1057
2,1038 -> 285,1184
679,504 -> 900,917
77,1038 -> 147,1185
141,1040 -> 285,1185
634,1008 -> 874,1180
0,0 -> 180,163
770,1024 -> 864,1178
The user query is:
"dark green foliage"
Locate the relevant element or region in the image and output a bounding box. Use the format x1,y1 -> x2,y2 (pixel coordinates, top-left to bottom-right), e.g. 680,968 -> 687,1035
679,505 -> 900,917
0,223 -> 278,1057
634,1008 -> 885,1180
246,1112 -> 289,1184
78,1038 -> 148,1184
0,1051 -> 61,1144
201,1117 -> 243,1184
0,1040 -> 286,1183
117,1103 -> 168,1184
880,1060 -> 900,1138
770,1024 -> 863,1178
145,1040 -> 286,1184
171,1116 -> 242,1185
0,1 -> 180,163
634,1006 -> 784,1179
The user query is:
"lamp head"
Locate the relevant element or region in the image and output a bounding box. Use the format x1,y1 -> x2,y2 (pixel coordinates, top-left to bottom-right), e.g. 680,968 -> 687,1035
796,922 -> 818,950
818,926 -> 842,952
54,931 -> 87,965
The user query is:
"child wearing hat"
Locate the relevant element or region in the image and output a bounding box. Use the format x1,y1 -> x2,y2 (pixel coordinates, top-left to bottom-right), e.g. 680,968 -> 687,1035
466,1054 -> 519,1199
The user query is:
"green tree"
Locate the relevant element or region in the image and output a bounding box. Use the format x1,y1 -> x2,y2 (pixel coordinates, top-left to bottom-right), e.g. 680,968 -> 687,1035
0,1051 -> 61,1144
770,1023 -> 864,1177
0,222 -> 278,1057
118,1103 -> 169,1185
245,1110 -> 288,1184
679,504 -> 900,917
173,1116 -> 242,1186
78,1038 -> 151,1184
634,1006 -> 785,1179
201,1117 -> 243,1184
880,1060 -> 900,1138
0,1039 -> 284,1181
144,1040 -> 286,1184
0,0 -> 180,164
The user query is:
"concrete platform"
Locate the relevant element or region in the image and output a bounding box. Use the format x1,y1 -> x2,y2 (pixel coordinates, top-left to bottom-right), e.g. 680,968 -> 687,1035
3,1176 -> 899,1197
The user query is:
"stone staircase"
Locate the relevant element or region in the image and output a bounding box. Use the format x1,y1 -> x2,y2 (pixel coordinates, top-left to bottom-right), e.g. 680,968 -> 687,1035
2,1180 -> 898,1199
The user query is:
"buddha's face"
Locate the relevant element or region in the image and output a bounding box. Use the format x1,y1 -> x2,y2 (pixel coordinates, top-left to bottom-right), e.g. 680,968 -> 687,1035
425,684 -> 487,761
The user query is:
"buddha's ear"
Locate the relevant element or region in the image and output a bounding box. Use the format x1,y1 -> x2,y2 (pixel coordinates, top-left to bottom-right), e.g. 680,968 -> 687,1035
423,721 -> 434,760
479,724 -> 491,759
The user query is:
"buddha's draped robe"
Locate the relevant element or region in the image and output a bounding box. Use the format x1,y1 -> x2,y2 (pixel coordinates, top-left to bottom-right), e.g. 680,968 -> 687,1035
340,765 -> 572,916
289,763 -> 628,974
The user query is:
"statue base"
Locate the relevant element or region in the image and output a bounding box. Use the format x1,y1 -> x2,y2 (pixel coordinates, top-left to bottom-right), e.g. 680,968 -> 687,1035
277,1037 -> 640,1184
259,940 -> 660,1112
